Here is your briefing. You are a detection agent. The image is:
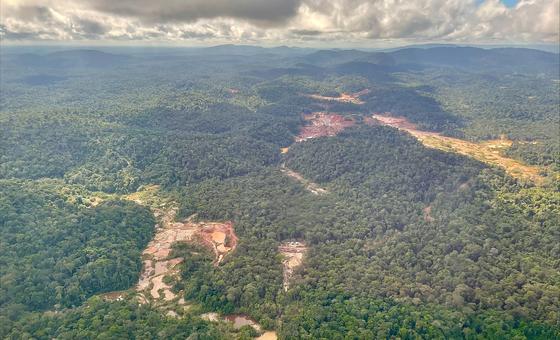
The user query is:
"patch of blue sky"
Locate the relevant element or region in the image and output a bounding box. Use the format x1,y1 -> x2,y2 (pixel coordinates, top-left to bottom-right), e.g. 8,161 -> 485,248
476,0 -> 518,7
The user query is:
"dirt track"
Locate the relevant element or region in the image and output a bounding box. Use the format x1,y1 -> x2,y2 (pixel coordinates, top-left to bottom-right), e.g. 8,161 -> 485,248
280,164 -> 328,195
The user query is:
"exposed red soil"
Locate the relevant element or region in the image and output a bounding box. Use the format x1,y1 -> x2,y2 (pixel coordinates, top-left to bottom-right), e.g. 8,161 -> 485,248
196,221 -> 238,266
136,206 -> 237,303
296,112 -> 356,142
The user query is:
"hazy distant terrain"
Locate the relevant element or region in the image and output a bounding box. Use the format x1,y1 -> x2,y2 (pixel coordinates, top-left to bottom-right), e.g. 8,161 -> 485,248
1,45 -> 559,339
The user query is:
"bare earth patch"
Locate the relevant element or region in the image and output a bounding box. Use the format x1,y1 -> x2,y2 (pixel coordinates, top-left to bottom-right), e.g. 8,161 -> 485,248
122,187 -> 238,304
225,314 -> 262,332
371,113 -> 545,184
136,210 -> 238,302
257,331 -> 278,340
281,113 -> 352,193
99,291 -> 127,302
227,88 -> 240,94
296,112 -> 356,142
202,313 -> 277,339
307,89 -> 370,105
280,163 -> 328,195
136,207 -> 197,302
201,312 -> 220,322
423,206 -> 435,222
279,241 -> 307,291
107,186 -> 277,338
197,222 -> 238,266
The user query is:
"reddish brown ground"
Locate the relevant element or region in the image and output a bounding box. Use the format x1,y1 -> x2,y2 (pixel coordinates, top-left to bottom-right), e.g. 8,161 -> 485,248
136,206 -> 237,303
197,222 -> 238,266
296,112 -> 356,142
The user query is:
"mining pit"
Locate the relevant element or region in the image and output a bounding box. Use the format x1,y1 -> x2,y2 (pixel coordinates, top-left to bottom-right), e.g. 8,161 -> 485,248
278,241 -> 307,291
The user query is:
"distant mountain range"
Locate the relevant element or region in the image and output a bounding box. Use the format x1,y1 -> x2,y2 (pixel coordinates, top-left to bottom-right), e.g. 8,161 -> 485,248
4,49 -> 131,69
298,46 -> 559,74
2,45 -> 558,75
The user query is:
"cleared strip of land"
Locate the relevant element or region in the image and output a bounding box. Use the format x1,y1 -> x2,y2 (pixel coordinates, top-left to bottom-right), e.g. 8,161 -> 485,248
372,114 -> 545,184
280,163 -> 328,195
306,89 -> 370,105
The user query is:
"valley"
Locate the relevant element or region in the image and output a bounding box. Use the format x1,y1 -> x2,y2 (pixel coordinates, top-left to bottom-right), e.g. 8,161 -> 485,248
1,44 -> 558,339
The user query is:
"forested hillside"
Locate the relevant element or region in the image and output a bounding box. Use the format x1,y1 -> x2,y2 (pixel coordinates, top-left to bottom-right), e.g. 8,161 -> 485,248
1,45 -> 558,339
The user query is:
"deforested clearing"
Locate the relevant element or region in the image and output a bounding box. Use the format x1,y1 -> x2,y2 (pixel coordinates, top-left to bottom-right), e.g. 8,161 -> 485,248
306,89 -> 370,105
136,207 -> 195,303
371,113 -> 546,184
136,212 -> 238,302
279,241 -> 307,291
296,112 -> 356,142
197,221 -> 238,265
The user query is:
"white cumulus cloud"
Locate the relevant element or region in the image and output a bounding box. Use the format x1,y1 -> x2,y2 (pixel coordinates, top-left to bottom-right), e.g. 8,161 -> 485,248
0,0 -> 558,44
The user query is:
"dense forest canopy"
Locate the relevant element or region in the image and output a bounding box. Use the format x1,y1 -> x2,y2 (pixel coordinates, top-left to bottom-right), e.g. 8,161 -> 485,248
0,45 -> 558,339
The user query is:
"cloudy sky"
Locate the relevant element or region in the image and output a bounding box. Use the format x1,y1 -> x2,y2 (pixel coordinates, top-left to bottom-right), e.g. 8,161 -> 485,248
1,0 -> 558,46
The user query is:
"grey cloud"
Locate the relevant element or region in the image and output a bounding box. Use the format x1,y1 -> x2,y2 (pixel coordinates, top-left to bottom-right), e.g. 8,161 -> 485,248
291,29 -> 323,36
0,0 -> 558,43
10,5 -> 53,22
73,18 -> 107,35
86,0 -> 302,26
181,30 -> 217,39
0,24 -> 55,40
381,12 -> 434,38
